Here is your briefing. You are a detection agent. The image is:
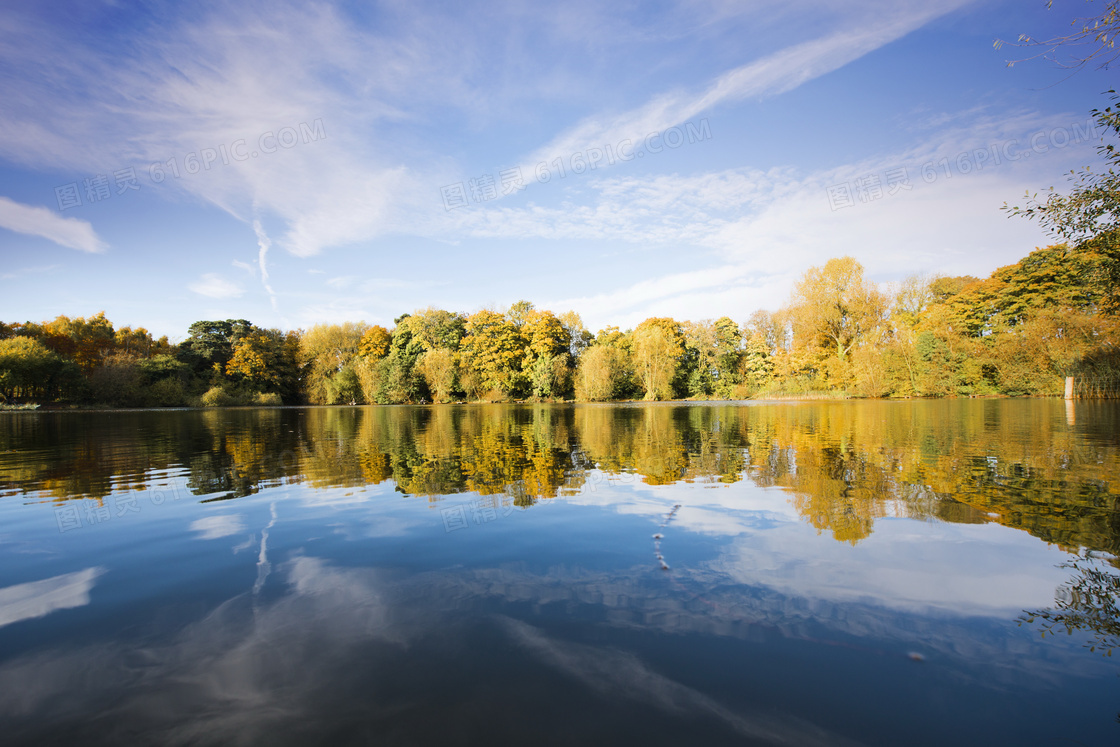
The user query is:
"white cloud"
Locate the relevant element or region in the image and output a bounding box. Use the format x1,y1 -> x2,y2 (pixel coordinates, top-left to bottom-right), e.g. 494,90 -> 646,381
0,196 -> 106,253
454,108 -> 1089,329
189,273 -> 245,299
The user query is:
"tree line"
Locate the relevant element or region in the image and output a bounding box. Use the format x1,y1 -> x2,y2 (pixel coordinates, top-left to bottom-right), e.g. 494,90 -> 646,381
0,240 -> 1116,408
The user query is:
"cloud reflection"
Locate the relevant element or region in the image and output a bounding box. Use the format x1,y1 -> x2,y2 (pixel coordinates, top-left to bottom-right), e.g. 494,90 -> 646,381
502,616 -> 862,746
0,567 -> 104,629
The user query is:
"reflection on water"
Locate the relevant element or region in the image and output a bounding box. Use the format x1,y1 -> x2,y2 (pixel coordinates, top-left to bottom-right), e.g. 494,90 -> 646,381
0,400 -> 1118,745
4,401 -> 1118,551
1020,551 -> 1120,657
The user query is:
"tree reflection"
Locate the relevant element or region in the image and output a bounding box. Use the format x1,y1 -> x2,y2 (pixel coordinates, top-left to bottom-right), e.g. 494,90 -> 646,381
2,401 -> 1118,555
1020,552 -> 1120,657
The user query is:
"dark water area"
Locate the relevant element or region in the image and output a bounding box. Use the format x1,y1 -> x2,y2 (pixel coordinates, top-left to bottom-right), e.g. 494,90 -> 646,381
0,400 -> 1117,745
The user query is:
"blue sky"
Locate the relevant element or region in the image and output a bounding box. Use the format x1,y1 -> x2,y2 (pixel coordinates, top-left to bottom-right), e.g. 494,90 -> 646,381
0,0 -> 1114,339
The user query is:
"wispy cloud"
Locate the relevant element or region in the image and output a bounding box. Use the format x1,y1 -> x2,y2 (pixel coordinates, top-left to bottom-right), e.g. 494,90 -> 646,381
189,273 -> 245,299
514,0 -> 972,182
252,219 -> 278,311
0,0 -> 975,268
0,196 -> 106,253
0,263 -> 61,281
459,108 -> 1088,328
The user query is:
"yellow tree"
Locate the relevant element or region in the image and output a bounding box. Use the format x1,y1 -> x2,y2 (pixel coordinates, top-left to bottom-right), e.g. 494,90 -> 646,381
359,325 -> 392,359
300,322 -> 368,404
0,336 -> 73,401
522,309 -> 571,398
416,347 -> 457,403
42,312 -> 117,372
632,317 -> 684,400
460,309 -> 525,396
226,331 -> 281,391
114,326 -> 164,357
574,344 -> 628,401
788,257 -> 886,363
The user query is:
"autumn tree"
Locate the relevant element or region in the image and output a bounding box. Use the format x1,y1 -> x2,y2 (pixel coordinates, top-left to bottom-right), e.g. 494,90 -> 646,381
632,317 -> 685,400
115,325 -> 167,357
416,347 -> 457,403
0,336 -> 78,402
227,330 -> 282,392
522,308 -> 572,399
300,322 -> 367,404
359,325 -> 392,359
788,257 -> 887,371
460,309 -> 525,398
40,312 -> 117,372
178,319 -> 253,378
573,345 -> 623,401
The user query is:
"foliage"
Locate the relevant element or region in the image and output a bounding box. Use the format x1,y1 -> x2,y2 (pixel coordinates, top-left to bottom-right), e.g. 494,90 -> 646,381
1006,91 -> 1120,312
417,347 -> 457,403
177,319 -> 253,377
996,2 -> 1120,72
575,343 -> 631,401
300,322 -> 368,404
632,318 -> 684,400
460,309 -> 525,397
788,256 -> 886,364
359,325 -> 392,359
1020,552 -> 1120,657
0,336 -> 78,402
4,242 -> 1118,407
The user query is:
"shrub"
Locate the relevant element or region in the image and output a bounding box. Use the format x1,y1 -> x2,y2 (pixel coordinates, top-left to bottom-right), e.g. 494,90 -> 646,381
201,385 -> 233,407
147,377 -> 187,407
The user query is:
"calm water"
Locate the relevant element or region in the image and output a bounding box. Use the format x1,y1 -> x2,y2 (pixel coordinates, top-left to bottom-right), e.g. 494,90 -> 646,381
0,400 -> 1118,746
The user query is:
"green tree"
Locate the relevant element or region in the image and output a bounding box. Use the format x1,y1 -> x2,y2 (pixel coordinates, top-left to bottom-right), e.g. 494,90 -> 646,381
178,319 -> 253,377
409,308 -> 466,352
739,333 -> 774,392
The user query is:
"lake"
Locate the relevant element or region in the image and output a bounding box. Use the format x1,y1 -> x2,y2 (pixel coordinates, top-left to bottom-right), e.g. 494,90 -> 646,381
1,400 -> 1118,745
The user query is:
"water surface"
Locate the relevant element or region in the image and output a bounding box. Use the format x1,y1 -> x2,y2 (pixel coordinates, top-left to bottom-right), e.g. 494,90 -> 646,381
1,400 -> 1118,745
